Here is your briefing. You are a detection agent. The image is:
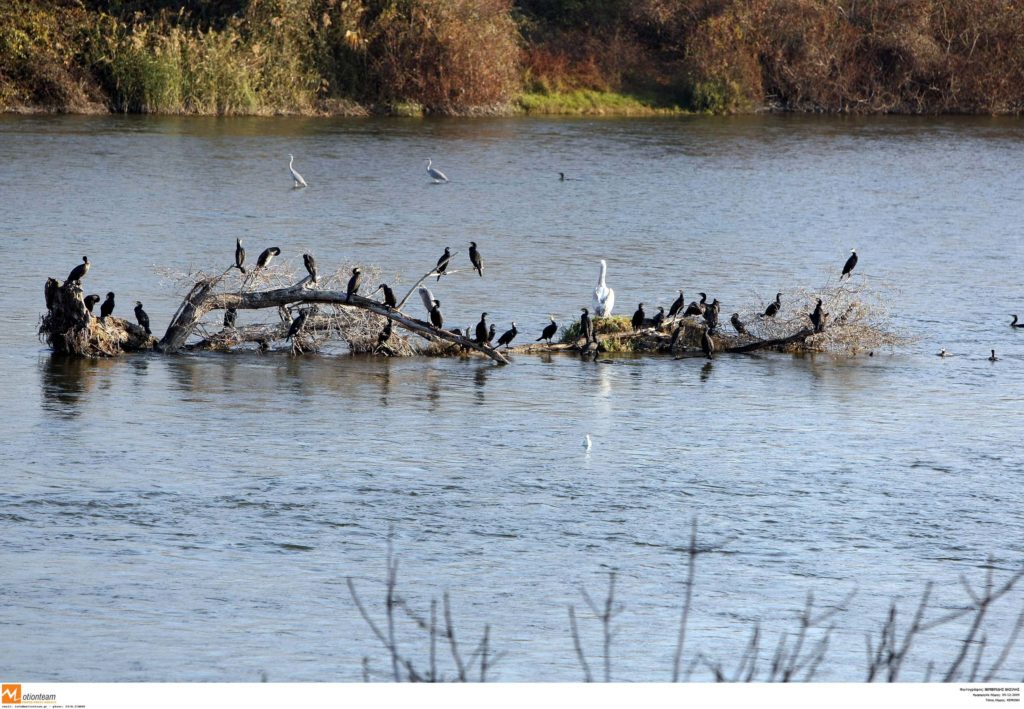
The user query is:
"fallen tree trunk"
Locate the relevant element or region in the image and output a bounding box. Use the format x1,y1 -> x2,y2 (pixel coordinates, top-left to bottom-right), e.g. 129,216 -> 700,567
158,277 -> 510,365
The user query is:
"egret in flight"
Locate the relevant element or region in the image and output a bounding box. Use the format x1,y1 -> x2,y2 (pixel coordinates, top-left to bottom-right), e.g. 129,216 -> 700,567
592,260 -> 615,317
288,154 -> 307,188
425,159 -> 449,183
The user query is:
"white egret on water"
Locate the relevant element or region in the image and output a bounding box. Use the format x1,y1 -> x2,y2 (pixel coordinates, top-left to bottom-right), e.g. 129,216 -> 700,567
592,259 -> 615,317
425,158 -> 449,183
583,434 -> 592,451
288,154 -> 307,188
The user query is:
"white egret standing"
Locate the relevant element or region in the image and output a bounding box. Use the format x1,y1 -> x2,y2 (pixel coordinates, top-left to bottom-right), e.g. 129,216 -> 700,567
288,154 -> 307,188
583,434 -> 592,451
425,158 -> 449,183
592,259 -> 615,317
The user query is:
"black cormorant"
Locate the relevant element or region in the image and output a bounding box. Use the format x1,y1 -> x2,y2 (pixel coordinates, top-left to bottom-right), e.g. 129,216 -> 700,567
375,283 -> 396,308
701,325 -> 715,359
256,247 -> 281,269
537,316 -> 558,344
684,292 -> 707,317
731,313 -> 747,335
286,309 -> 308,340
346,267 -> 362,298
668,289 -> 686,318
429,299 -> 444,329
670,324 -> 683,350
496,322 -> 518,349
763,292 -> 781,318
99,292 -> 115,319
134,301 -> 151,334
475,312 -> 489,344
377,320 -> 393,348
469,242 -> 483,277
487,323 -> 496,345
303,253 -> 317,283
67,256 -> 90,284
841,249 -> 858,279
45,278 -> 58,311
703,299 -> 720,332
224,306 -> 237,328
234,239 -> 246,274
1011,315 -> 1024,328
631,303 -> 645,332
809,298 -> 824,332
435,247 -> 452,281
989,349 -> 999,362
579,307 -> 593,345
652,306 -> 666,330
559,172 -> 565,181
84,294 -> 101,314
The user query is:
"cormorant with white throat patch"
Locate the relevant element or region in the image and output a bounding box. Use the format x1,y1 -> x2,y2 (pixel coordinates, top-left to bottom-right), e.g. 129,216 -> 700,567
435,247 -> 452,281
496,322 -> 518,349
256,247 -> 281,270
134,301 -> 151,334
537,316 -> 558,344
67,256 -> 90,284
234,239 -> 247,274
346,267 -> 362,299
841,249 -> 858,279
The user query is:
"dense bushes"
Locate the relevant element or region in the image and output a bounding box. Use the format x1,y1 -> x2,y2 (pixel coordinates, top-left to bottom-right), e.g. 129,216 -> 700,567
2,0 -> 1024,115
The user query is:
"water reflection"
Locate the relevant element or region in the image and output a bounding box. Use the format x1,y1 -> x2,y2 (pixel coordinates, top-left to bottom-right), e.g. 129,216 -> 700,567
39,355 -> 111,418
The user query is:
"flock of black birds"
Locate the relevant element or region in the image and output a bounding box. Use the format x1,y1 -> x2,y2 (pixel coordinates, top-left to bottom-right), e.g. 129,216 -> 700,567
64,255 -> 151,335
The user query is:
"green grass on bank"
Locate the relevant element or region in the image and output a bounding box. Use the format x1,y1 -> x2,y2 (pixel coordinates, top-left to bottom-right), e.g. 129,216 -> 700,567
517,89 -> 685,116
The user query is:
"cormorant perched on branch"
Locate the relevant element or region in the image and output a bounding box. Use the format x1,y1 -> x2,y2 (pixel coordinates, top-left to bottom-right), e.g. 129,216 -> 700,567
286,309 -> 308,340
469,242 -> 483,277
234,239 -> 246,274
67,256 -> 90,284
375,283 -> 396,308
134,301 -> 151,334
631,303 -> 645,332
730,313 -> 748,335
668,290 -> 686,319
376,320 -> 393,349
84,294 -> 101,315
809,298 -> 825,333
429,299 -> 444,329
346,267 -> 362,298
841,249 -> 858,279
701,325 -> 715,359
763,292 -> 782,318
496,322 -> 518,349
486,323 -> 496,346
704,299 -> 720,333
579,307 -> 593,345
652,306 -> 666,330
224,306 -> 237,328
99,292 -> 115,319
303,253 -> 317,284
684,292 -> 707,317
475,312 -> 489,344
1011,315 -> 1024,328
256,247 -> 281,270
435,247 -> 452,281
537,316 -> 558,344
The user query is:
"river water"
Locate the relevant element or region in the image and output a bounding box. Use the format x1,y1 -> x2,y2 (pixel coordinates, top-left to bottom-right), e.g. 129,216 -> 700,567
1,114 -> 1022,682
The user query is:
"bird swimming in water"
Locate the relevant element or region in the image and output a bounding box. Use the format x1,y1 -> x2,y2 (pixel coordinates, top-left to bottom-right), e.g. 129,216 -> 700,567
537,315 -> 558,344
286,309 -> 308,340
937,349 -> 950,357
469,241 -> 483,277
668,289 -> 686,319
435,247 -> 452,281
224,306 -> 237,328
592,260 -> 615,317
475,312 -> 489,344
763,292 -> 782,318
425,158 -> 449,183
652,306 -> 666,331
631,303 -> 646,332
684,292 -> 707,317
374,283 -> 396,308
429,299 -> 444,329
841,249 -> 858,279
67,256 -> 90,284
731,313 -> 747,335
346,267 -> 362,298
583,434 -> 592,450
809,298 -> 825,333
701,325 -> 715,359
256,247 -> 281,270
234,239 -> 247,274
134,301 -> 151,334
288,154 -> 307,188
84,294 -> 100,315
99,292 -> 115,320
1011,315 -> 1024,328
579,307 -> 593,345
989,349 -> 999,361
704,299 -> 720,333
303,253 -> 317,284
496,322 -> 518,349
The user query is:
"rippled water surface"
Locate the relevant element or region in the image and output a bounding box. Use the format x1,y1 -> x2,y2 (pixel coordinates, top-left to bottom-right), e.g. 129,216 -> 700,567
1,115 -> 1023,681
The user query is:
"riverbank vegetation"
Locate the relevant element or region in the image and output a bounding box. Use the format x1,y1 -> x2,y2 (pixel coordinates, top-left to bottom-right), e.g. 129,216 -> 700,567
3,0 -> 1024,116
